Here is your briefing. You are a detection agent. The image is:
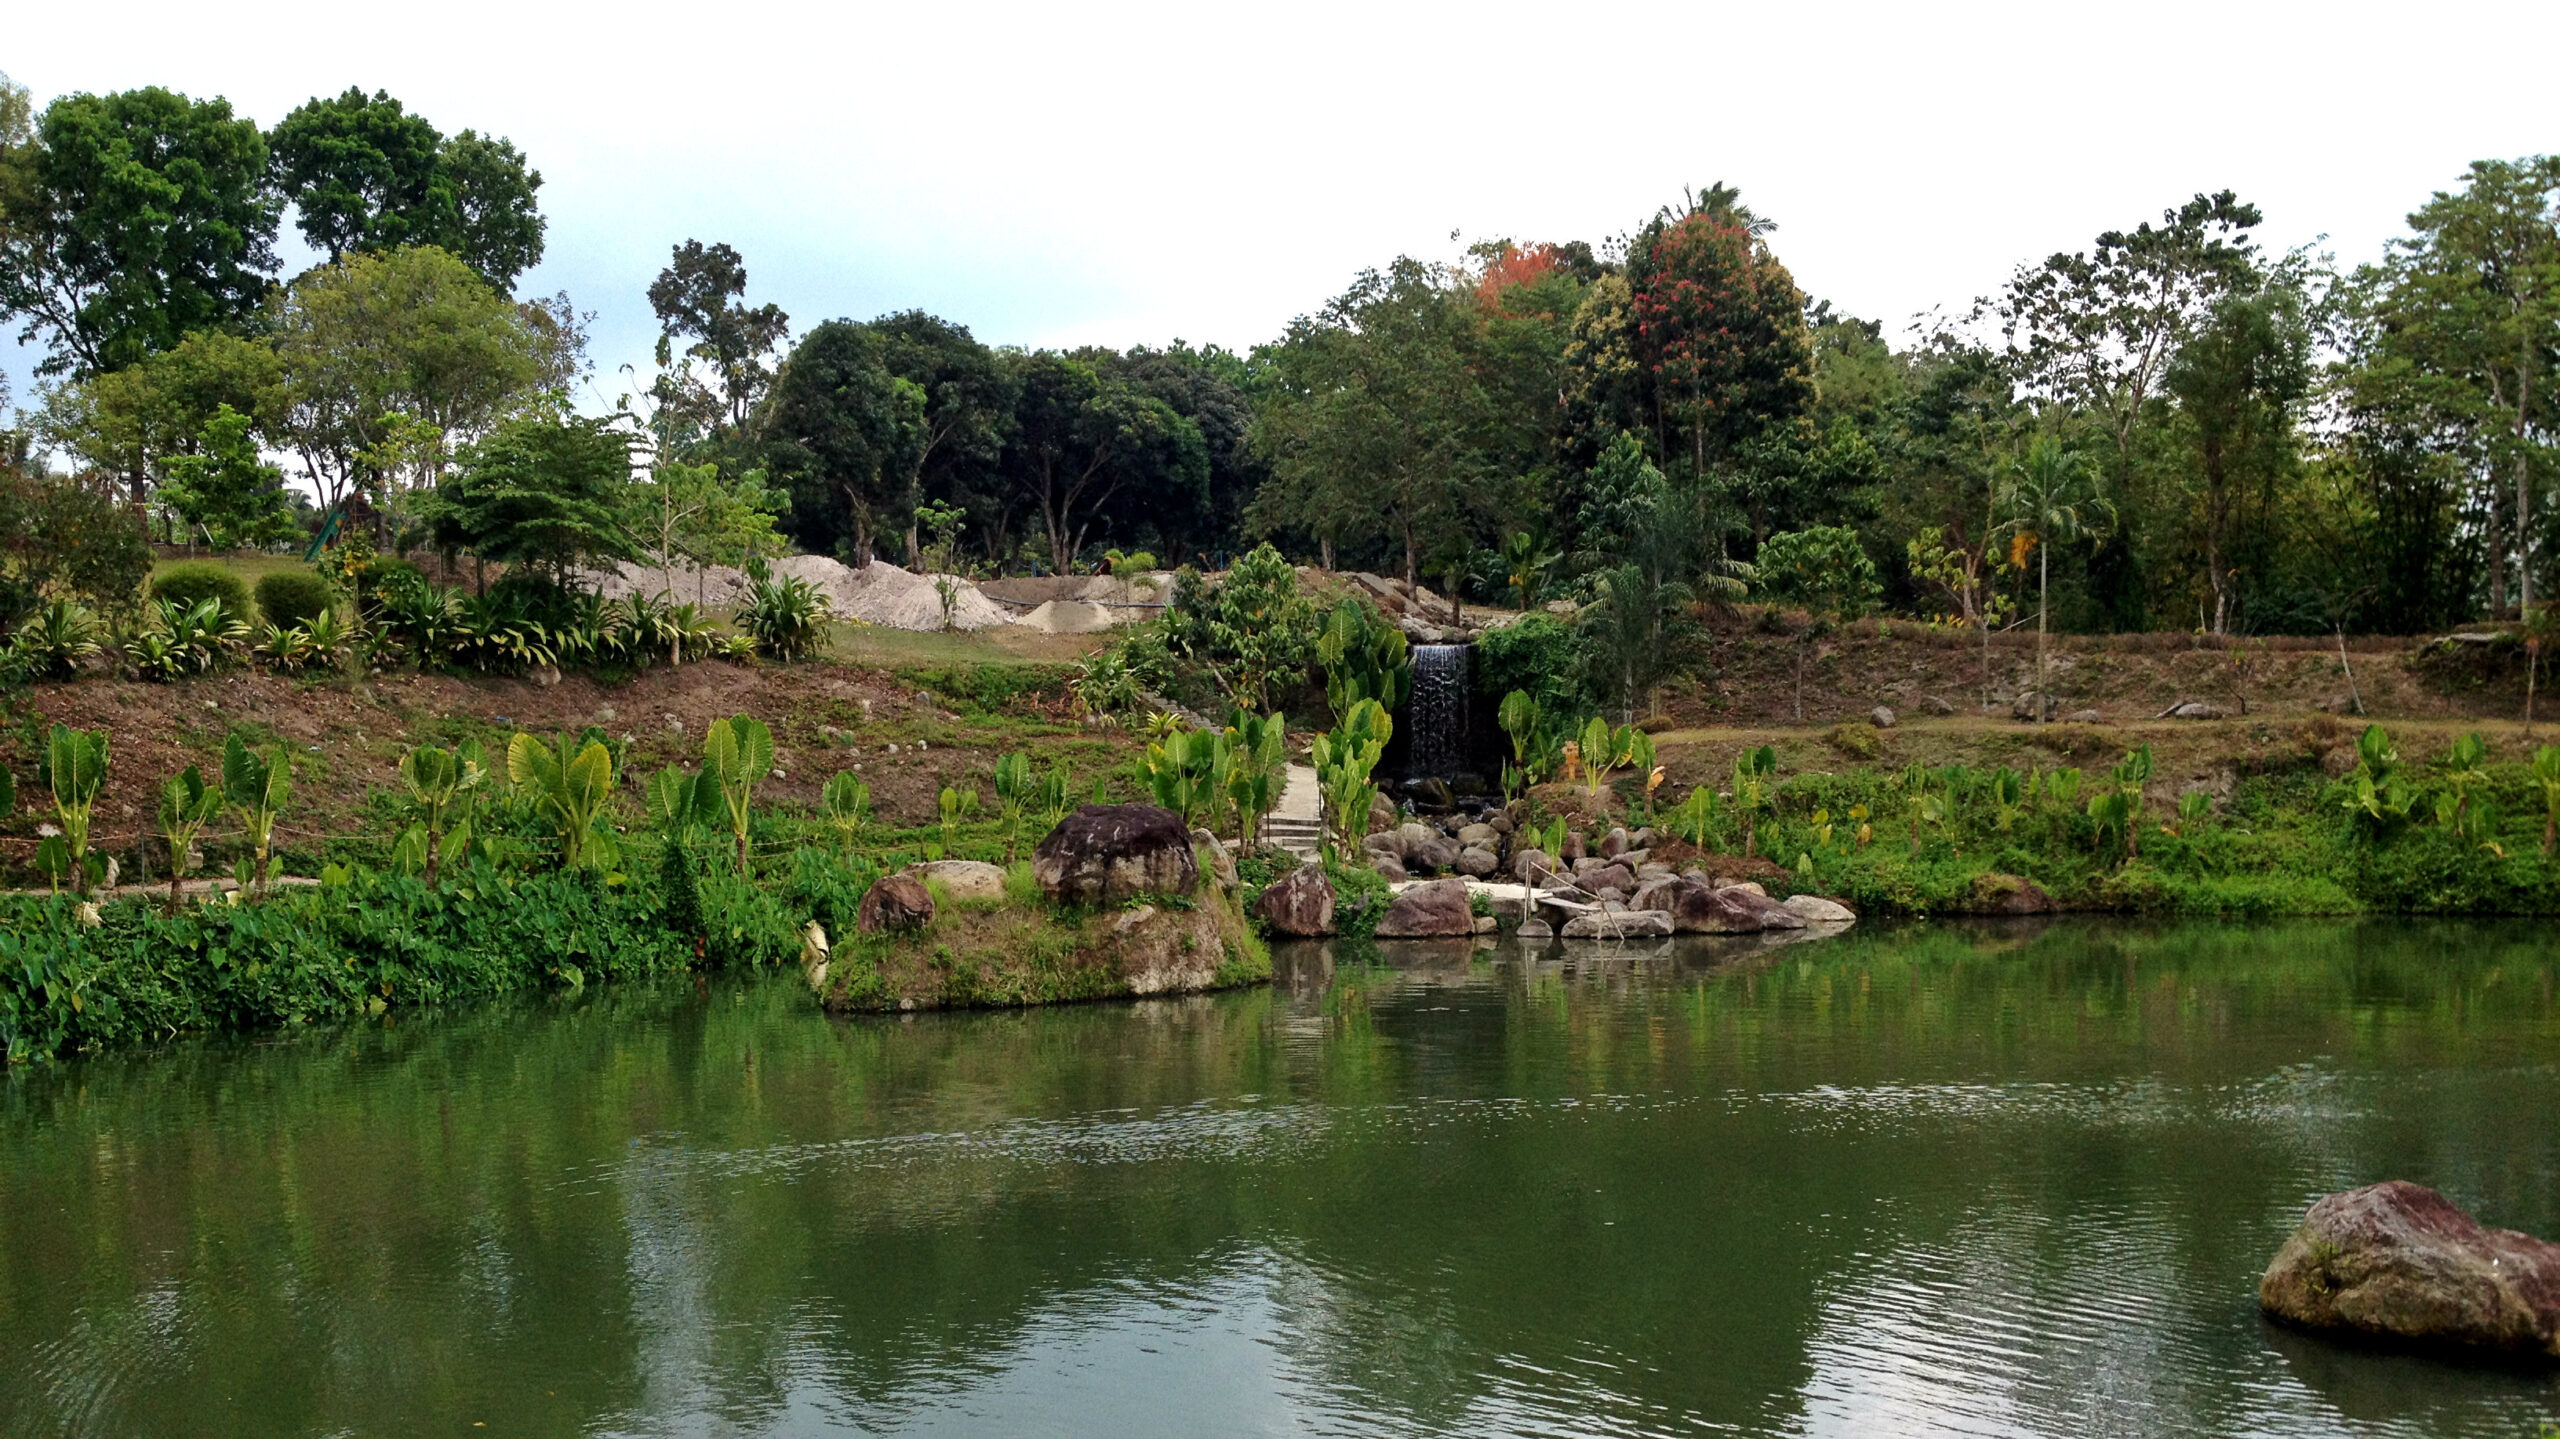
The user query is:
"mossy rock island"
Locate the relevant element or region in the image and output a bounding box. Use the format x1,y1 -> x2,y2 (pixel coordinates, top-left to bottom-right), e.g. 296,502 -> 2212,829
810,803 -> 1269,1013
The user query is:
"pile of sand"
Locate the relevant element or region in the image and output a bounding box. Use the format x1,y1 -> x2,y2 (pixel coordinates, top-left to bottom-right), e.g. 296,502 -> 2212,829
579,557 -> 1013,632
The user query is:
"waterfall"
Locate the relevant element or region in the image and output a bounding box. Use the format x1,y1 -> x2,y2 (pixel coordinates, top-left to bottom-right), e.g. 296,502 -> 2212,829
1406,644 -> 1472,779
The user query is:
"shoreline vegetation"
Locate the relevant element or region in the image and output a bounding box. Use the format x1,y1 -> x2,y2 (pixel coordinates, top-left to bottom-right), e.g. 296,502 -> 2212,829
0,78 -> 2555,1062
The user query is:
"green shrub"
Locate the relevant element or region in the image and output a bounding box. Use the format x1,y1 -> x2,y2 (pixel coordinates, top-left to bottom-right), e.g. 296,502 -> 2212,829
1824,722 -> 1885,760
1476,612 -> 1586,717
1327,858 -> 1394,939
153,562 -> 257,624
253,570 -> 333,630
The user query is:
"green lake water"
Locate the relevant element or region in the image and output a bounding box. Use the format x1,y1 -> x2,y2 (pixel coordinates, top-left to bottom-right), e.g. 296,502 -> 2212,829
2,920 -> 2557,1437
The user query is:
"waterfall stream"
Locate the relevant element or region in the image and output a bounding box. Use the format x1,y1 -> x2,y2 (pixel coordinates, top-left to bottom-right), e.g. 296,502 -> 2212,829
1406,644 -> 1472,779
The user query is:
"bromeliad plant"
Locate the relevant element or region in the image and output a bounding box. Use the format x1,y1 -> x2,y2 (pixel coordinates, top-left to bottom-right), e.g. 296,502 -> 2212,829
737,564 -> 831,661
506,732 -> 618,870
38,724 -> 109,894
10,598 -> 104,680
222,732 -> 292,895
393,741 -> 489,885
156,765 -> 223,913
704,714 -> 776,874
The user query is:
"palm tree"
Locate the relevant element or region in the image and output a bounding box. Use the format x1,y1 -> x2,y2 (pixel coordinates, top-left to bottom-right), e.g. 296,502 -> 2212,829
1998,436 -> 2114,724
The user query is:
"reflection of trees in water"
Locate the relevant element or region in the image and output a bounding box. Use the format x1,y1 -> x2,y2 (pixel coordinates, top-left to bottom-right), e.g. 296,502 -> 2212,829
0,921 -> 2553,1435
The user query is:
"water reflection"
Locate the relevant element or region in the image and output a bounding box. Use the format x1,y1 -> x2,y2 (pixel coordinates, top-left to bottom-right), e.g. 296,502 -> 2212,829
0,921 -> 2555,1437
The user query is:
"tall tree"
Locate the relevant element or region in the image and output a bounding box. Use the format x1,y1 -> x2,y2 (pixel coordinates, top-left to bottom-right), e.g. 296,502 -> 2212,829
2357,158 -> 2560,616
424,414 -> 637,588
269,89 -> 546,292
648,240 -> 790,440
757,320 -> 926,566
268,245 -> 561,516
1984,192 -> 2262,487
870,310 -> 1015,562
1002,351 -> 1206,570
1623,185 -> 1813,478
0,85 -> 280,377
2162,267 -> 2315,632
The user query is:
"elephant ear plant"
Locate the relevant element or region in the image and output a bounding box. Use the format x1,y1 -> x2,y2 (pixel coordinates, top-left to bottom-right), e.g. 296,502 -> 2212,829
394,741 -> 489,885
703,714 -> 775,874
157,765 -> 224,913
991,753 -> 1034,860
820,772 -> 871,855
221,733 -> 291,896
507,732 -> 618,870
37,724 -> 110,894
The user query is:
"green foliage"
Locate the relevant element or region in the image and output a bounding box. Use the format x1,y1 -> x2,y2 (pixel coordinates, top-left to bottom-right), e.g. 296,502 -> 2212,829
159,404 -> 299,548
124,595 -> 249,680
936,785 -> 980,859
1732,744 -> 1777,858
504,732 -> 616,870
991,752 -> 1035,859
1221,711 -> 1288,849
1313,698 -> 1393,859
647,764 -> 723,847
703,714 -> 775,873
820,771 -> 873,856
1756,525 -> 1882,620
1166,545 -> 1319,712
39,724 -> 109,894
1314,598 -> 1411,720
426,415 -> 639,585
1144,726 -> 1227,830
152,561 -> 256,622
1671,784 -> 1720,853
155,765 -> 223,911
253,570 -> 333,630
9,598 -> 105,680
0,470 -> 153,626
735,564 -> 830,661
222,732 -> 291,893
392,741 -> 488,886
1474,612 -> 1583,719
2535,747 -> 2560,854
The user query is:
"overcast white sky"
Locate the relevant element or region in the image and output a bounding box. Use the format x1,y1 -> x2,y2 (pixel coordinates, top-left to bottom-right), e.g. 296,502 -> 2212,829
6,0 -> 2557,419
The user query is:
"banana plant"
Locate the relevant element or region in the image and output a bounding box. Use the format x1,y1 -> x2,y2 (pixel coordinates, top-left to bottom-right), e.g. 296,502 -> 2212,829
222,732 -> 291,895
1731,745 -> 1777,858
703,714 -> 775,874
1222,711 -> 1286,850
507,732 -> 617,870
393,741 -> 487,885
820,772 -> 871,855
2535,746 -> 2560,854
936,785 -> 979,858
157,765 -> 223,913
37,724 -> 108,895
992,752 -> 1035,859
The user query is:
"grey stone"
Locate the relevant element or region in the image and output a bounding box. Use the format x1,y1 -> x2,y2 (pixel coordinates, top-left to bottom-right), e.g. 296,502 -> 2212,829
1870,705 -> 1898,729
1255,864 -> 1336,937
1032,804 -> 1200,906
1456,845 -> 1499,877
1561,909 -> 1675,939
1780,893 -> 1857,924
911,859 -> 1007,904
1599,827 -> 1631,858
2065,709 -> 2104,724
1456,822 -> 1500,849
1372,856 -> 1409,883
1376,878 -> 1476,939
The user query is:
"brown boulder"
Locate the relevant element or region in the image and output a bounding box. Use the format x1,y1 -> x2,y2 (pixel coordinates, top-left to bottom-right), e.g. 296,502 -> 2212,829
1635,876 -> 1802,934
857,874 -> 936,933
1033,804 -> 1199,907
1968,872 -> 2055,914
1580,862 -> 1636,895
1375,878 -> 1476,938
2260,1181 -> 2560,1359
1255,864 -> 1337,937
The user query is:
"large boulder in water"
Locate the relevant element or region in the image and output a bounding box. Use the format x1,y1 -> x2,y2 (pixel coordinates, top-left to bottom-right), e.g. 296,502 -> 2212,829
1033,804 -> 1199,907
858,874 -> 936,933
1255,864 -> 1336,937
1375,878 -> 1475,938
2260,1181 -> 2560,1359
1636,876 -> 1803,934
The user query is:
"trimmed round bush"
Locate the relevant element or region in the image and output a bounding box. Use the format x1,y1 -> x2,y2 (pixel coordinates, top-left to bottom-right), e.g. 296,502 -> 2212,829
253,570 -> 332,630
153,562 -> 256,623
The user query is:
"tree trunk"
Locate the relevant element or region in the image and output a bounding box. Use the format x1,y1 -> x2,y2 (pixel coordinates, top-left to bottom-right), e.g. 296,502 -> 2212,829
2520,341 -> 2536,616
2036,544 -> 2050,724
2488,483 -> 2507,618
1319,537 -> 1334,572
2204,437 -> 2229,634
1401,516 -> 1418,599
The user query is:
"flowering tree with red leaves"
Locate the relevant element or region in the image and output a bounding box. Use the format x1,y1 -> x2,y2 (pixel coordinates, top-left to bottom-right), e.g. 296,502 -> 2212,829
1625,209 -> 1813,476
